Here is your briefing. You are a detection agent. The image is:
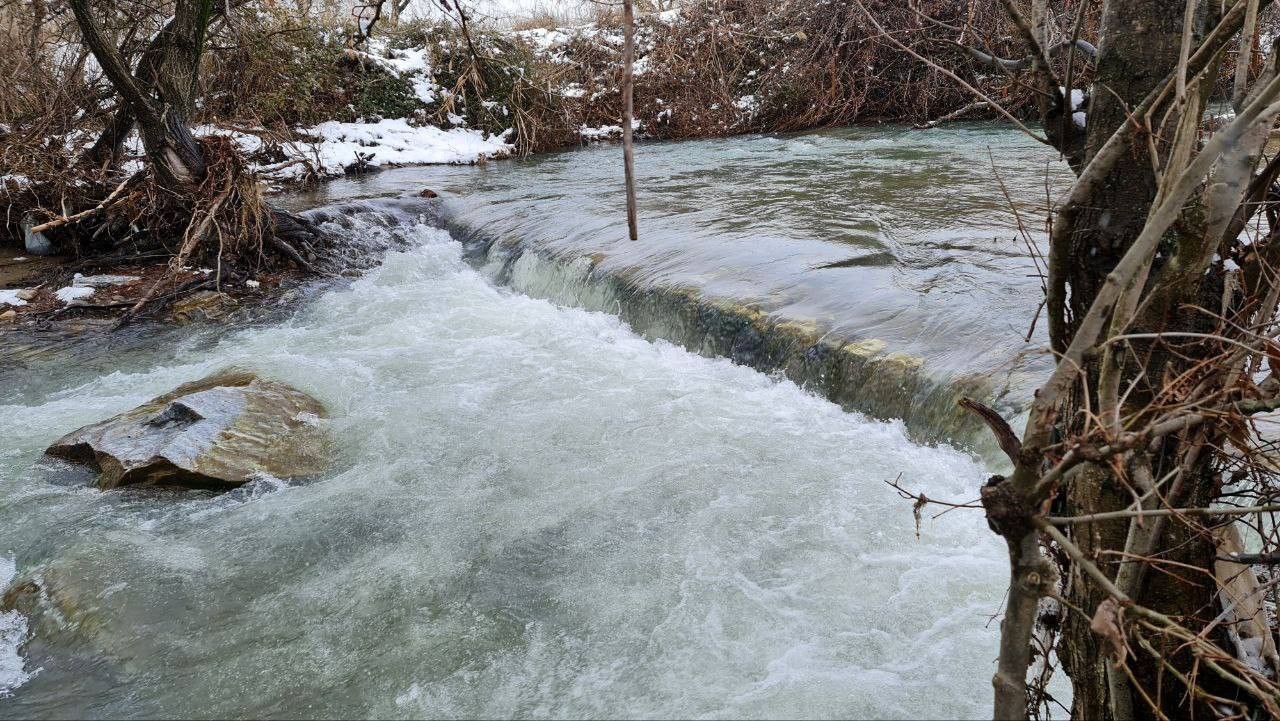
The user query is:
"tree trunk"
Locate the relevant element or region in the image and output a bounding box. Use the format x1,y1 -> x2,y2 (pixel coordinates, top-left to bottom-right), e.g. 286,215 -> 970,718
69,0 -> 214,187
68,0 -> 320,275
1067,0 -> 1183,335
1053,3 -> 1230,718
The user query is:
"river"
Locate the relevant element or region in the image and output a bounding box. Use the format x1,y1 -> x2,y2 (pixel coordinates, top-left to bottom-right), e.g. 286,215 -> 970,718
1,124 -> 1067,718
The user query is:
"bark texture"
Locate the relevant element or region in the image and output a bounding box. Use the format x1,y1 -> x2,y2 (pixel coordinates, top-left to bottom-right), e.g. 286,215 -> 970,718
1051,3 -> 1230,718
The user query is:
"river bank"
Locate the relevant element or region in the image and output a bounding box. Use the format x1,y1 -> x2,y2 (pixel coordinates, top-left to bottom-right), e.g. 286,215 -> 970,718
2,0 -> 1032,249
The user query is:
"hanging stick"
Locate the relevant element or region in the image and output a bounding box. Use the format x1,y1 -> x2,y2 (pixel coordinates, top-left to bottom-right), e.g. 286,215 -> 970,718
621,0 -> 638,240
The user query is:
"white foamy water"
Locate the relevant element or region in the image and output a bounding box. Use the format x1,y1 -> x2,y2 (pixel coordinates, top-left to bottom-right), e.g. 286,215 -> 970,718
0,556 -> 33,699
0,214 -> 1004,718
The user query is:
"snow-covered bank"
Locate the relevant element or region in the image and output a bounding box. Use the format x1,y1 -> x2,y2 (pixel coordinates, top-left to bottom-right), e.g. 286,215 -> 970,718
186,32 -> 515,185
304,119 -> 513,168
197,119 -> 515,186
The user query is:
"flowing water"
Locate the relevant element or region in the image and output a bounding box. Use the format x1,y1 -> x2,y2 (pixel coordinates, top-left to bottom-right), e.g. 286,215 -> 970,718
288,123 -> 1071,447
1,124 -> 1065,718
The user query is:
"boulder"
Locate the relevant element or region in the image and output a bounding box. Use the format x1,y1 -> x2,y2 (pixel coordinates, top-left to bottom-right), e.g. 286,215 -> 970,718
45,370 -> 330,490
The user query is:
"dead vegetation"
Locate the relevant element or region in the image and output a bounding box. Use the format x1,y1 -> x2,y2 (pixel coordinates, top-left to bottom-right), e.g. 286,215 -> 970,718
566,0 -> 1033,138
884,0 -> 1280,718
0,0 -> 342,326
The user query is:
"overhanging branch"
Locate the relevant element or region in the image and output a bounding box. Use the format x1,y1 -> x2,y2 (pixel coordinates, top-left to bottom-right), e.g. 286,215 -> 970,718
950,38 -> 1097,72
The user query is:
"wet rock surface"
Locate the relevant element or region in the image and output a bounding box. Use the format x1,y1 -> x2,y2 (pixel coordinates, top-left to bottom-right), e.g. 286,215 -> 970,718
44,370 -> 330,490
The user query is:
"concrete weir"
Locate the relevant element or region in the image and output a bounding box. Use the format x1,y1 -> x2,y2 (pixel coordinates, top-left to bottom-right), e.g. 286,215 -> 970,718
446,217 -> 1027,460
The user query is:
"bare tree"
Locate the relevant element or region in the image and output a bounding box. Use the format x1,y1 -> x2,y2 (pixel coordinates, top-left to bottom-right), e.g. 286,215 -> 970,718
57,0 -> 321,323
69,0 -> 216,187
870,0 -> 1280,718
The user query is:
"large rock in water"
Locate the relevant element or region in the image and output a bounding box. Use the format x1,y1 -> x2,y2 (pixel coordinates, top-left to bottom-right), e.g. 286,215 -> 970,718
45,370 -> 330,490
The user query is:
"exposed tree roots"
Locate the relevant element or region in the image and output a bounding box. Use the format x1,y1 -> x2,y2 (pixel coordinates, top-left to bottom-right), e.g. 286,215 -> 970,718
25,135 -> 326,329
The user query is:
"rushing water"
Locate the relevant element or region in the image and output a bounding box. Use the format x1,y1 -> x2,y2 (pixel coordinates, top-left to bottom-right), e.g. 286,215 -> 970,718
289,123 -> 1070,401
1,124 -> 1063,718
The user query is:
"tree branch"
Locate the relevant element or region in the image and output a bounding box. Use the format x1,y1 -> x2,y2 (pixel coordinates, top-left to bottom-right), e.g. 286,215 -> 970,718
951,38 -> 1098,71
66,0 -> 158,126
959,397 -> 1021,464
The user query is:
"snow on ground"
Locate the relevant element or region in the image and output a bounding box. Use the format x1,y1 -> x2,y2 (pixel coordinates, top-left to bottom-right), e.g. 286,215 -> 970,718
349,39 -> 440,104
513,27 -> 574,53
309,118 -> 513,168
196,118 -> 514,184
0,290 -> 28,307
55,286 -> 94,303
579,118 -> 641,142
189,37 -> 516,184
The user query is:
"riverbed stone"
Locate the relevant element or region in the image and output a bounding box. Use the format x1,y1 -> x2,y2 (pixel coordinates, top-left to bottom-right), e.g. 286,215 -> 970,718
169,290 -> 238,324
45,370 -> 330,490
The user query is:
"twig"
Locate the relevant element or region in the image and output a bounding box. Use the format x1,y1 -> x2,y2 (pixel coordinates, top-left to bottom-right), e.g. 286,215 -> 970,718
29,172 -> 141,234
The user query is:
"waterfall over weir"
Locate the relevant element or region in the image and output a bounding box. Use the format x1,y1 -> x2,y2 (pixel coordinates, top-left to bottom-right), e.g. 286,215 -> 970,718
286,124 -> 1070,458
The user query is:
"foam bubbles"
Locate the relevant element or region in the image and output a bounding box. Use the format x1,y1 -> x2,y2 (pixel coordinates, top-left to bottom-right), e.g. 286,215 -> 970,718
0,555 -> 33,697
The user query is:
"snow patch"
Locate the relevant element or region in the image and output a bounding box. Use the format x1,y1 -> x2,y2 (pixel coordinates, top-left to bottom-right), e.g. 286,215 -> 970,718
351,40 -> 439,104
195,118 -> 513,183
514,27 -> 573,53
1060,87 -> 1087,127
55,286 -> 94,303
579,119 -> 641,141
308,119 -> 513,168
1062,87 -> 1086,111
0,290 -> 27,307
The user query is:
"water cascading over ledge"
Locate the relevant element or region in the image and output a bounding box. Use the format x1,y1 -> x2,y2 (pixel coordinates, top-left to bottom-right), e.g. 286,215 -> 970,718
437,210 -> 1029,460
270,125 -> 1066,462
2,194 -> 1035,463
